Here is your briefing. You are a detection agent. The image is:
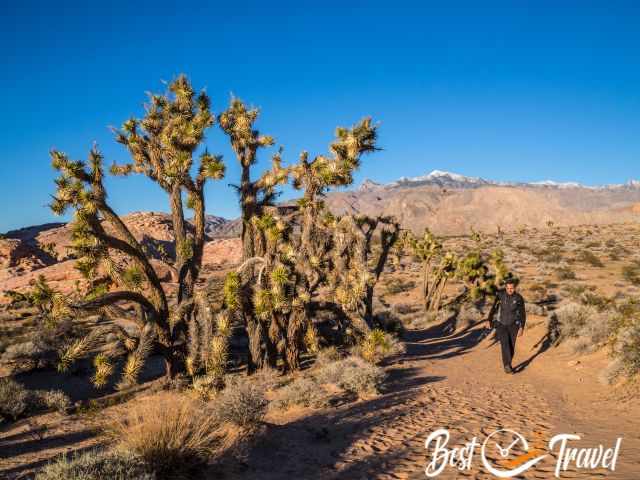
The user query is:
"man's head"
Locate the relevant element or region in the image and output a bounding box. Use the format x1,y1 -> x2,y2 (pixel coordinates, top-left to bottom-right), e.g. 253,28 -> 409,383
505,279 -> 517,295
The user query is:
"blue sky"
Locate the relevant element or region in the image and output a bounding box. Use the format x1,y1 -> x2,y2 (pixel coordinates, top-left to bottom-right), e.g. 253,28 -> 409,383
2,1 -> 639,232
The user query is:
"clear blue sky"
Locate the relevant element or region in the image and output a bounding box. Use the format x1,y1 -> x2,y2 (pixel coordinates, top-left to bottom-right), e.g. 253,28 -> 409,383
2,1 -> 639,232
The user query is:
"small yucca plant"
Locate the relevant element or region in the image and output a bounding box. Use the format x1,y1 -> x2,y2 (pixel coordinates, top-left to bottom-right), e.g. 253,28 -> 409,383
359,328 -> 391,364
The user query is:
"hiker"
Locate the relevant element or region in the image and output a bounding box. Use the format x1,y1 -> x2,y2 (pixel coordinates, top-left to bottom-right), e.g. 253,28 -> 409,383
487,278 -> 526,374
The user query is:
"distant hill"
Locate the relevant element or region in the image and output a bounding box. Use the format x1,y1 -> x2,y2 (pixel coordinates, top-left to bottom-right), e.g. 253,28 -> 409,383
327,170 -> 640,235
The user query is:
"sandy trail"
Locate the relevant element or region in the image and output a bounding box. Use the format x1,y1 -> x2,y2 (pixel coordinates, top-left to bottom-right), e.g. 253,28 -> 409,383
2,316 -> 639,479
222,318 -> 640,479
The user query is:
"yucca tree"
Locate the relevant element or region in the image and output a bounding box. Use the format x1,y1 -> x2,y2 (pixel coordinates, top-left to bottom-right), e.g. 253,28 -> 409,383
409,229 -> 443,316
50,75 -> 226,383
217,98 -> 290,372
289,119 -> 400,339
218,98 -> 289,260
428,252 -> 458,313
329,214 -> 400,333
456,248 -> 511,303
221,115 -> 386,371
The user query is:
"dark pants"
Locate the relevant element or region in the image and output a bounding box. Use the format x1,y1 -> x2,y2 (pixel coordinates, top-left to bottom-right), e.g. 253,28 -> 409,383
496,323 -> 519,368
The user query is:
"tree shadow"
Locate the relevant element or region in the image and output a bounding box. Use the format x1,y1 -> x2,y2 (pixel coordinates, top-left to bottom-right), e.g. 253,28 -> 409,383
402,316 -> 492,363
212,370 -> 445,480
0,430 -> 99,479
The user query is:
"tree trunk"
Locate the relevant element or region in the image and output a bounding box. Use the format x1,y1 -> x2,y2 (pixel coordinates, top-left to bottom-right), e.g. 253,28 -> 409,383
246,318 -> 264,373
422,260 -> 431,317
285,310 -> 305,371
433,277 -> 448,313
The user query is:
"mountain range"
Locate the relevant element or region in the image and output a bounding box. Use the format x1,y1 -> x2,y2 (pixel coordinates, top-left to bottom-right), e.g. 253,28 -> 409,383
326,170 -> 640,235
358,170 -> 640,192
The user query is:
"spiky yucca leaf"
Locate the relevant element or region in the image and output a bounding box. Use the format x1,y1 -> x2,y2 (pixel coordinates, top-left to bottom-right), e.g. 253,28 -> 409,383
186,317 -> 200,376
360,329 -> 391,364
224,272 -> 241,312
253,289 -> 273,320
58,328 -> 103,373
92,353 -> 114,388
216,312 -> 231,339
206,336 -> 229,380
304,324 -> 320,354
269,265 -> 289,287
118,326 -> 154,389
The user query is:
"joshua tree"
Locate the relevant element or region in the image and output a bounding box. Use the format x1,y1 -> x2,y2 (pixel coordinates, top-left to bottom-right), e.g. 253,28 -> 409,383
228,117 -> 392,370
218,99 -> 288,260
456,248 -> 511,303
217,98 -> 289,372
328,215 -> 400,334
50,75 -> 227,383
409,229 -> 442,315
290,118 -> 395,332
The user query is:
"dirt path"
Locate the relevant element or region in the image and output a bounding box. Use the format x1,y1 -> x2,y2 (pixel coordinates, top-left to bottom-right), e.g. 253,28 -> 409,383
222,319 -> 640,479
3,317 -> 639,479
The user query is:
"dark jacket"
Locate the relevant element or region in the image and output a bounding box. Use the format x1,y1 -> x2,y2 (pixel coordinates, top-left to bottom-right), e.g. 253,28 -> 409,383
489,290 -> 526,328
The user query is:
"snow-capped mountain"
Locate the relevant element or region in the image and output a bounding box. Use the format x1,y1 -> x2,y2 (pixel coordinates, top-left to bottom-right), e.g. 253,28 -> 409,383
359,170 -> 640,191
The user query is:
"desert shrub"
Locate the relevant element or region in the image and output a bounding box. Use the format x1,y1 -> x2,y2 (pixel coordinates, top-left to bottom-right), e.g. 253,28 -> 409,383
0,377 -> 31,421
36,389 -> 71,414
314,355 -> 385,395
355,329 -> 404,364
250,367 -> 289,391
111,393 -> 223,477
611,319 -> 640,376
622,262 -> 640,286
213,377 -> 267,428
0,318 -> 87,374
579,291 -> 614,311
36,449 -> 153,480
553,303 -> 615,351
562,283 -> 589,299
457,303 -> 483,328
598,358 -> 625,385
375,310 -> 405,335
576,250 -> 604,267
273,377 -> 327,409
313,346 -> 342,367
392,303 -> 419,315
555,303 -> 596,339
555,266 -> 577,280
383,278 -> 416,295
0,378 -> 73,422
536,246 -> 563,263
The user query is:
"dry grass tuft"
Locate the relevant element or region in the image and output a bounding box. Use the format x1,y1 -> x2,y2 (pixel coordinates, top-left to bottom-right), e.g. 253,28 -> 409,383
110,392 -> 224,477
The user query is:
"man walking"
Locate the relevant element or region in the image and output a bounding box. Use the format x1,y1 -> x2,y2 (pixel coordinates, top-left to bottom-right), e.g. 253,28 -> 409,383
488,279 -> 526,374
